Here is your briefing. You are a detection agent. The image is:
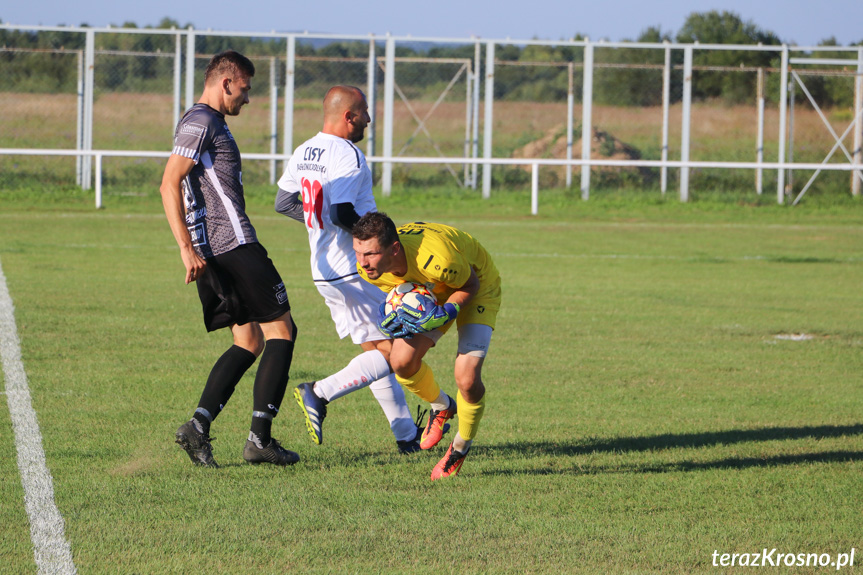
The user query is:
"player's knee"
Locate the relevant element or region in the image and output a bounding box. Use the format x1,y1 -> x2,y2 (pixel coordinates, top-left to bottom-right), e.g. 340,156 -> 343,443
260,312 -> 295,342
456,376 -> 484,403
389,354 -> 420,378
232,324 -> 265,356
390,358 -> 416,378
237,337 -> 264,357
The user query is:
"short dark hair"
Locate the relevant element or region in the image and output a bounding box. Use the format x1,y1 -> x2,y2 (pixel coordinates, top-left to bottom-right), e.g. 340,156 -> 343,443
204,50 -> 255,84
352,211 -> 399,247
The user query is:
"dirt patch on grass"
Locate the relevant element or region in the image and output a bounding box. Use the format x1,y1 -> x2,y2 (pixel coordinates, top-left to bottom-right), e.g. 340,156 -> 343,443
511,125 -> 653,185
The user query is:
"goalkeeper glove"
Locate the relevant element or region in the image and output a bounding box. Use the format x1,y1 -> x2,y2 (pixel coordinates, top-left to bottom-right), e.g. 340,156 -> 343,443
399,300 -> 460,334
378,303 -> 411,339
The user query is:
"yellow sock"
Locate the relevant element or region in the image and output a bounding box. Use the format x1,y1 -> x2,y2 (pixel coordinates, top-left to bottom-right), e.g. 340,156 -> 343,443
395,362 -> 441,403
456,390 -> 485,441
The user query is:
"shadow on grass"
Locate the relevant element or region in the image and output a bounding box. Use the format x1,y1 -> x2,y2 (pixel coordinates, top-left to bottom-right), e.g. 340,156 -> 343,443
602,450 -> 863,474
505,450 -> 863,476
486,424 -> 863,475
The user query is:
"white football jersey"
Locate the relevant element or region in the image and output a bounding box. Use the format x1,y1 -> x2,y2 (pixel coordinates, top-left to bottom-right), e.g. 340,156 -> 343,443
278,132 -> 376,284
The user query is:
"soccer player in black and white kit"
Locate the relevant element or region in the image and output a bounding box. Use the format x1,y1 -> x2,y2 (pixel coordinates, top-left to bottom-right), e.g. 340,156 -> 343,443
275,86 -> 425,453
160,50 -> 300,467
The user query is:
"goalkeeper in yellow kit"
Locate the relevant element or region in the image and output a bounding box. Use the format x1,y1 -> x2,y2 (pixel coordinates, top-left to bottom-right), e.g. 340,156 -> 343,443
352,212 -> 501,479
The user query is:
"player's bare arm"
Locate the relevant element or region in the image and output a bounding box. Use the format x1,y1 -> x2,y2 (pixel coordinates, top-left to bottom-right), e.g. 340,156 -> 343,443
444,267 -> 480,310
160,153 -> 207,284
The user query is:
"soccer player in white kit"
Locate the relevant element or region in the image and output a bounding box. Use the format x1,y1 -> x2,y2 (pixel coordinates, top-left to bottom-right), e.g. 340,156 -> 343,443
275,85 -> 424,453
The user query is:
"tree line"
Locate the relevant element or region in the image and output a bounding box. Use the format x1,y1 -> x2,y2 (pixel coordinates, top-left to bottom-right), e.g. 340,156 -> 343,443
1,12 -> 860,107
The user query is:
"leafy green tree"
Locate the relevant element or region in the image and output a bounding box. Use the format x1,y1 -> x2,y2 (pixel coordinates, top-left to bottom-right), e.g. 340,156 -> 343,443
675,10 -> 780,103
765,37 -> 860,109
794,38 -> 856,109
154,17 -> 186,30
593,26 -> 677,106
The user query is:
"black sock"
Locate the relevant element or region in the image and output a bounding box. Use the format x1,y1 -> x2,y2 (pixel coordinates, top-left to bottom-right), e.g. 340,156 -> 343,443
191,412 -> 211,436
249,416 -> 273,446
251,339 -> 295,443
196,345 -> 257,433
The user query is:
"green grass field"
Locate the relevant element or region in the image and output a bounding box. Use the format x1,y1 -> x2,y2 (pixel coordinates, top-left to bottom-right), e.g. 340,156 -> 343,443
1,189 -> 862,574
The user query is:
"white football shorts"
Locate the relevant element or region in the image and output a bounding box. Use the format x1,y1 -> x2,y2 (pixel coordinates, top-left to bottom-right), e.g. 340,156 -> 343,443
316,276 -> 387,345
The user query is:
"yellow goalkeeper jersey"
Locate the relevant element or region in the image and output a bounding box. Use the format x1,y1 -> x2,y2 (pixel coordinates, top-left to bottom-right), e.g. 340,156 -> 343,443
359,221 -> 501,327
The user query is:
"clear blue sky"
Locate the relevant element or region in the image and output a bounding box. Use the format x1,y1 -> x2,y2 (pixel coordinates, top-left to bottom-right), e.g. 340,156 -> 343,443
3,0 -> 862,47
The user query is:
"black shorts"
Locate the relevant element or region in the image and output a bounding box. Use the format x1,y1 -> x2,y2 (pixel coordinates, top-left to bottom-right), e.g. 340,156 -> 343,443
196,243 -> 291,332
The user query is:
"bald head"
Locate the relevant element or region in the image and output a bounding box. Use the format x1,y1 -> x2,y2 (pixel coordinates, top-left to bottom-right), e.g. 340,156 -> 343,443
323,86 -> 363,119
322,85 -> 370,143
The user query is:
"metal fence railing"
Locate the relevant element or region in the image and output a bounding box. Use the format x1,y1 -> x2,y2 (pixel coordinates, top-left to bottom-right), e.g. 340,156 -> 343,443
1,23 -> 861,204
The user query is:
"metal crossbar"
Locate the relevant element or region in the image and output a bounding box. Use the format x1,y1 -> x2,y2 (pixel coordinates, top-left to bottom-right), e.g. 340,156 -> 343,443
377,58 -> 470,186
790,70 -> 863,205
2,148 -> 859,213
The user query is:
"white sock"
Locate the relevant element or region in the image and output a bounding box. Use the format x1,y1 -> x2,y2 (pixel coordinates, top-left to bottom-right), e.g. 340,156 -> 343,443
314,349 -> 391,402
430,391 -> 451,413
368,373 -> 416,442
452,432 -> 472,454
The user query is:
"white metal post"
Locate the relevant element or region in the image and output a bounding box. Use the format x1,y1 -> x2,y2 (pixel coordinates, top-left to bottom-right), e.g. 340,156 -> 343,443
185,27 -> 196,112
464,58 -> 472,187
270,57 -> 278,185
756,67 -> 765,194
76,50 -> 84,187
661,41 -> 671,195
471,42 -> 481,190
787,72 -> 795,195
531,163 -> 539,215
566,62 -> 574,189
482,41 -> 495,198
777,45 -> 789,204
679,45 -> 693,202
853,47 -> 863,196
95,153 -> 102,209
173,33 -> 182,128
382,36 -> 395,196
366,38 -> 376,165
283,35 -> 295,173
580,39 -> 593,200
82,29 -> 95,190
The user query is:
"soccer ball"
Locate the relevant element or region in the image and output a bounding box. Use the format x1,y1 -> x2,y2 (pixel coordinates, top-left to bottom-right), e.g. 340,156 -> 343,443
384,282 -> 436,315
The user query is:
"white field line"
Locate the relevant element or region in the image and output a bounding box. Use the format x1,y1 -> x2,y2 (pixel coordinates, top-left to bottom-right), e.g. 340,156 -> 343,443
0,259 -> 76,575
